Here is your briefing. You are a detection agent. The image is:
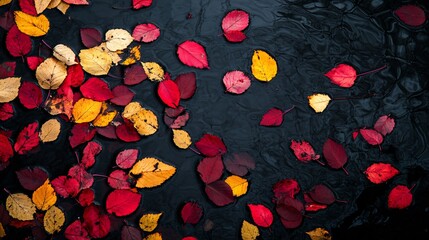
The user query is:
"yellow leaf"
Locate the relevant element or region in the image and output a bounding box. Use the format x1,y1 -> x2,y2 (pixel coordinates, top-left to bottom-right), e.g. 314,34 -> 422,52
0,77 -> 21,103
0,0 -> 12,7
14,11 -> 50,37
128,108 -> 158,136
53,44 -> 77,66
251,49 -> 277,82
306,228 -> 332,240
6,193 -> 36,221
79,47 -> 112,76
141,62 -> 164,82
56,2 -> 69,14
105,29 -> 134,52
143,232 -> 162,240
94,43 -> 122,66
308,93 -> 331,113
225,175 -> 248,197
93,103 -> 117,127
36,57 -> 67,90
32,180 -> 57,211
139,213 -> 162,232
72,98 -> 102,123
0,222 -> 6,238
35,0 -> 51,14
122,101 -> 143,119
172,129 -> 192,149
121,45 -> 141,66
47,0 -> 61,9
39,118 -> 61,143
130,157 -> 176,188
241,220 -> 259,240
44,206 -> 65,234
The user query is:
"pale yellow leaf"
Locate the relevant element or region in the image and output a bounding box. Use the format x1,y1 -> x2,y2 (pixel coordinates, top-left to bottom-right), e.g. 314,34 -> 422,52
308,93 -> 331,113
79,47 -> 112,76
225,175 -> 248,197
47,0 -> 61,9
172,129 -> 192,149
105,29 -> 134,52
53,44 -> 77,66
141,62 -> 164,82
93,43 -> 122,66
44,206 -> 65,234
6,193 -> 36,221
56,2 -> 69,14
130,157 -> 176,188
306,227 -> 332,240
120,45 -> 141,66
39,118 -> 61,143
128,108 -> 158,136
139,213 -> 162,232
36,57 -> 67,90
72,98 -> 102,123
93,103 -> 117,127
35,0 -> 51,14
0,0 -> 12,7
122,102 -> 143,119
14,11 -> 50,37
0,222 -> 6,238
32,179 -> 57,211
143,232 -> 162,240
0,77 -> 21,103
241,220 -> 259,240
251,49 -> 277,82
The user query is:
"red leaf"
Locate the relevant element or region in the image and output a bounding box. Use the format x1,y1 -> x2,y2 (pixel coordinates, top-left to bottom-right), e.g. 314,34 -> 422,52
80,77 -> 114,101
223,70 -> 250,94
388,185 -> 413,209
15,167 -> 48,190
272,178 -> 300,201
158,79 -> 180,108
80,28 -> 102,48
248,204 -> 273,228
18,81 -> 43,109
65,220 -> 89,240
69,123 -> 97,148
19,0 -> 37,16
181,202 -> 203,225
66,64 -> 85,88
165,105 -> 185,118
124,64 -> 147,85
106,189 -> 141,216
374,115 -> 395,136
68,165 -> 94,190
116,149 -> 139,169
14,121 -> 39,155
174,72 -> 196,100
304,193 -> 328,212
81,141 -> 102,169
0,103 -> 14,121
63,0 -> 89,5
132,23 -> 160,43
182,237 -> 198,240
394,5 -> 426,27
223,31 -> 246,43
352,130 -> 359,140
195,134 -> 227,157
290,140 -> 320,162
78,188 -> 95,207
364,163 -> 399,184
133,0 -> 152,9
223,152 -> 255,176
51,176 -> 80,198
0,11 -> 14,31
324,64 -> 357,88
83,204 -> 111,239
0,134 -> 13,163
323,138 -> 348,171
276,197 -> 304,229
360,128 -> 383,145
308,184 -> 336,205
6,25 -> 32,57
96,125 -> 118,140
221,10 -> 249,32
116,119 -> 141,142
107,170 -> 131,189
111,85 -> 135,106
177,40 -> 209,69
167,111 -> 190,129
197,155 -> 224,184
205,181 -> 234,206
0,61 -> 16,78
26,56 -> 44,70
259,108 -> 284,126
121,226 -> 142,240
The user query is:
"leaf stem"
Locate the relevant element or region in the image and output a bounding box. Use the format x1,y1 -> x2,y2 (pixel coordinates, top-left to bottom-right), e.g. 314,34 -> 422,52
189,146 -> 201,155
41,39 -> 53,50
282,105 -> 295,115
410,183 -> 417,191
107,73 -> 123,79
356,65 -> 387,76
3,188 -> 11,195
342,166 -> 349,175
315,159 -> 325,166
92,174 -> 108,178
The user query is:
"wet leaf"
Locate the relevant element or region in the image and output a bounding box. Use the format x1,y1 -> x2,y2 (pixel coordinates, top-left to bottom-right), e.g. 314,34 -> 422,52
105,28 -> 133,51
16,167 -> 48,190
224,152 -> 255,176
139,213 -> 162,232
248,204 -> 273,228
106,189 -> 141,216
72,98 -> 103,123
394,5 -> 426,27
6,25 -> 32,57
53,44 -> 77,66
80,28 -> 102,48
18,81 -> 43,109
241,220 -> 259,240
0,77 -> 21,103
223,70 -> 251,94
308,184 -> 335,205
80,77 -> 114,101
142,62 -> 164,81
130,157 -> 176,188
116,119 -> 142,142
26,56 -> 44,70
133,23 -> 160,43
14,11 -> 50,37
222,10 -> 249,32
0,223 -> 5,238
79,47 -> 112,76
323,138 -> 348,172
364,163 -> 399,184
225,175 -> 248,197
158,79 -> 180,108
290,140 -> 320,162
0,0 -> 12,7
116,149 -> 139,169
259,108 -> 284,126
205,181 -> 234,206
197,156 -> 224,184
174,72 -> 196,99
360,128 -> 383,146
195,134 -> 227,157
44,206 -> 65,234
32,179 -> 57,211
251,50 -> 277,82
93,103 -> 117,127
181,202 -> 203,225
36,57 -> 67,90
14,121 -> 39,155
172,129 -> 192,149
388,185 -> 413,209
177,40 -> 209,69
324,64 -> 356,88
39,118 -> 61,143
124,63 -> 147,85
6,193 -> 36,221
306,227 -> 332,240
308,93 -> 331,113
374,115 -> 395,136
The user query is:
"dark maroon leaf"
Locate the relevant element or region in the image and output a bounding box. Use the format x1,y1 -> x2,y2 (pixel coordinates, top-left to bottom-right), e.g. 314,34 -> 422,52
174,72 -> 196,99
0,11 -> 14,31
96,125 -> 118,140
16,167 -> 48,191
121,225 -> 142,240
181,202 -> 203,224
323,138 -> 348,173
124,64 -> 147,85
69,123 -> 97,148
308,184 -> 336,205
165,106 -> 185,118
197,155 -> 224,184
111,85 -> 135,106
116,119 -> 141,142
195,134 -> 227,157
0,103 -> 14,121
205,181 -> 234,206
223,152 -> 255,176
272,179 -> 300,201
80,28 -> 102,48
0,61 -> 16,78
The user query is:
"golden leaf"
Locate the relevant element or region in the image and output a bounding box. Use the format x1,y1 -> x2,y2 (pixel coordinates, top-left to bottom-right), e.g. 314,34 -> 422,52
0,77 -> 21,103
32,179 -> 57,211
94,43 -> 122,66
93,103 -> 117,127
47,0 -> 61,9
105,29 -> 134,52
121,45 -> 141,66
172,129 -> 192,149
128,108 -> 158,136
0,0 -> 12,7
308,93 -> 331,113
39,118 -> 61,143
56,2 -> 69,14
306,227 -> 332,240
142,62 -> 164,82
122,101 -> 143,119
44,206 -> 65,234
225,175 -> 248,197
139,213 -> 162,232
72,98 -> 103,123
130,157 -> 176,188
143,232 -> 162,240
251,49 -> 277,82
14,11 -> 50,37
241,220 -> 259,240
53,44 -> 77,66
6,193 -> 36,221
36,57 -> 67,90
35,0 -> 51,14
79,47 -> 112,76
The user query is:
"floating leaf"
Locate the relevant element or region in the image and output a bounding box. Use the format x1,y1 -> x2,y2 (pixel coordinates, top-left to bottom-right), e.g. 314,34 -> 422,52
133,0 -> 152,9
14,11 -> 50,37
0,77 -> 21,103
72,98 -> 103,123
116,149 -> 139,169
222,10 -> 249,32
133,23 -> 160,43
130,157 -> 176,188
174,72 -> 196,99
6,193 -> 36,221
272,178 -> 300,200
195,134 -> 227,157
308,93 -> 331,113
394,5 -> 426,27
259,108 -> 284,127
364,163 -> 399,184
224,152 -> 255,176
81,141 -> 102,169
142,62 -> 164,81
105,28 -> 133,51
224,30 -> 247,43
225,175 -> 248,197
324,64 -> 356,88
306,227 -> 332,240
79,47 -> 112,76
323,138 -> 348,173
374,115 -> 395,136
14,121 -> 39,155
205,181 -> 234,206
181,202 -> 203,225
248,204 -> 273,228
308,184 -> 335,205
111,85 -> 135,106
80,77 -> 114,101
388,185 -> 413,209
241,220 -> 259,240
6,25 -> 32,57
16,167 -> 48,191
360,128 -> 383,146
197,156 -> 224,184
251,50 -> 277,82
177,40 -> 209,69
53,44 -> 77,66
80,28 -> 102,48
158,79 -> 180,108
172,129 -> 192,149
223,70 -> 251,94
106,189 -> 141,217
44,206 -> 65,234
18,81 -> 43,109
139,213 -> 162,232
290,140 -> 320,162
107,170 -> 131,189
65,220 -> 89,240
36,57 -> 67,90
39,119 -> 61,143
32,179 -> 57,211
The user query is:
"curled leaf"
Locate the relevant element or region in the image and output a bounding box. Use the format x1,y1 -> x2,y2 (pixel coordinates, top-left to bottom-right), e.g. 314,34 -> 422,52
53,44 -> 77,66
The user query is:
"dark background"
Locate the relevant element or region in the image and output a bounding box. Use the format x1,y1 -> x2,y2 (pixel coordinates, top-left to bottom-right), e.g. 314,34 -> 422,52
1,0 -> 429,239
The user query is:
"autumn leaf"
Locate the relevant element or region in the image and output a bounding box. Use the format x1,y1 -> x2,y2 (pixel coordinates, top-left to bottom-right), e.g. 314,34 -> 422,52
16,167 -> 48,191
174,72 -> 196,99
222,10 -> 249,33
177,40 -> 209,69
323,138 -> 348,174
120,45 -> 141,65
106,189 -> 141,216
0,103 -> 13,121
158,79 -> 180,108
374,115 -> 395,136
83,204 -> 111,238
124,64 -> 147,85
324,64 -> 356,88
6,25 -> 32,57
14,121 -> 39,155
80,28 -> 102,48
276,197 -> 304,229
306,227 -> 332,240
172,129 -> 192,149
144,232 -> 162,240
18,81 -> 43,109
224,152 -> 255,176
130,157 -> 176,188
308,93 -> 331,113
360,128 -> 383,146
93,103 -> 117,127
364,163 -> 399,184
197,155 -> 224,184
79,47 -> 112,76
81,141 -> 102,169
133,23 -> 160,43
195,133 -> 227,157
107,170 -> 131,189
0,77 -> 21,103
0,223 -> 5,238
394,5 -> 426,27
121,226 -> 142,240
248,204 -> 273,228
0,0 -> 12,7
139,213 -> 162,232
14,11 -> 50,37
272,178 -> 300,200
290,140 -> 321,163
241,220 -> 259,240
72,98 -> 103,123
223,70 -> 251,94
77,188 -> 95,207
65,220 -> 89,240
105,28 -> 134,51
307,184 -> 336,205
251,50 -> 277,82
116,149 -> 139,169
205,181 -> 234,206
80,77 -> 114,101
111,85 -> 135,106
63,0 -> 89,5
142,62 -> 164,81
225,175 -> 248,197
133,0 -> 152,9
181,202 -> 203,225
388,185 -> 413,209
53,44 -> 77,66
36,57 -> 67,90
6,193 -> 36,221
44,206 -> 65,234
57,2 -> 70,14
32,179 -> 57,211
39,118 -> 61,143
